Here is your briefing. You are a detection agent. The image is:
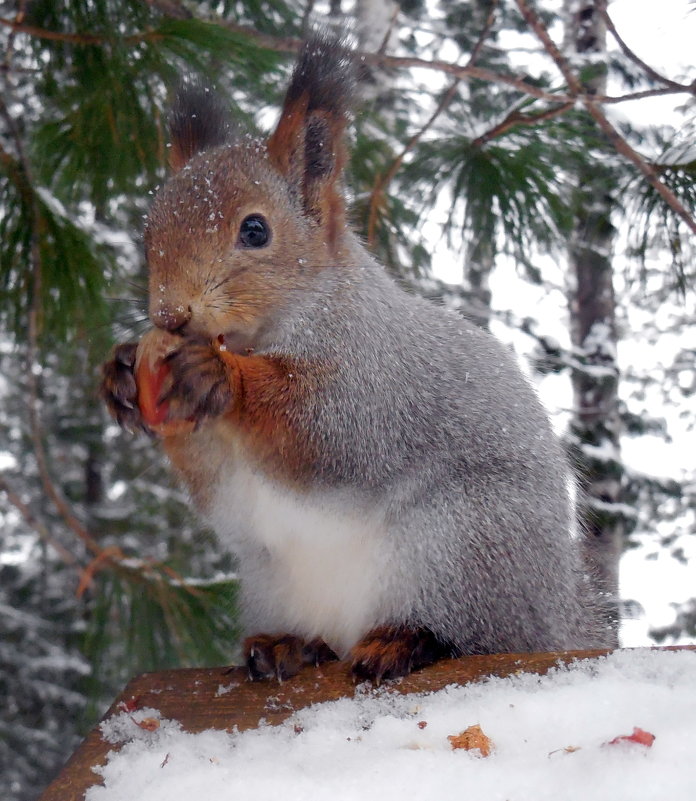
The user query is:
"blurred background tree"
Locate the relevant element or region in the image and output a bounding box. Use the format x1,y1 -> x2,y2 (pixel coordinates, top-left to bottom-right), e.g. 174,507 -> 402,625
1,1 -> 694,798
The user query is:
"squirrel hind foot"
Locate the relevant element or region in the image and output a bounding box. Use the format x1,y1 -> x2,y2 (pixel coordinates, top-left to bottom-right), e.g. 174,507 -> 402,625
350,626 -> 457,685
243,634 -> 338,682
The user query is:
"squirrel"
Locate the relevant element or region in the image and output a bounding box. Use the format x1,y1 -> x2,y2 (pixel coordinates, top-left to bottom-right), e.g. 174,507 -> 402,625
101,34 -> 610,683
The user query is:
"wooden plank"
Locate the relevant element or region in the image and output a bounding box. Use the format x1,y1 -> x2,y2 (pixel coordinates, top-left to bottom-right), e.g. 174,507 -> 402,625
39,646 -> 695,801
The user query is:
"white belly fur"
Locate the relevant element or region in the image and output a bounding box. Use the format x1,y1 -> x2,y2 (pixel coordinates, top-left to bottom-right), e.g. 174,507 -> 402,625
206,455 -> 389,657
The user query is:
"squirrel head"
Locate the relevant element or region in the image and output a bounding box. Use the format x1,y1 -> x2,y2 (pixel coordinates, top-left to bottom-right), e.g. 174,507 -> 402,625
144,34 -> 356,350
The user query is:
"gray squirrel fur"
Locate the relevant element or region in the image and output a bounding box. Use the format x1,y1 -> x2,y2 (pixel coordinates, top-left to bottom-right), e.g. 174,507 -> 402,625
103,34 -> 610,677
234,261 -> 600,654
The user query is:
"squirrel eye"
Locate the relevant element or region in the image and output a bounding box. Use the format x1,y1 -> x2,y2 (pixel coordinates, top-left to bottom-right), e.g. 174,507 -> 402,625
238,214 -> 270,248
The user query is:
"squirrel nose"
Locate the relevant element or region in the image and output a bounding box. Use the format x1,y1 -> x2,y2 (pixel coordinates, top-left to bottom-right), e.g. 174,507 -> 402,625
153,305 -> 192,333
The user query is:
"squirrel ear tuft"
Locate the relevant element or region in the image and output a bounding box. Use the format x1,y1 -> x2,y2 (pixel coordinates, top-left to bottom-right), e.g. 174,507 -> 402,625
268,33 -> 356,249
168,83 -> 232,172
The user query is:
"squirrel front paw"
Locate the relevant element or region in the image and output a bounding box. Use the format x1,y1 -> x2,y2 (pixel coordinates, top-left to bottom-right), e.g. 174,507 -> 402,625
159,337 -> 233,426
101,343 -> 143,432
101,332 -> 233,435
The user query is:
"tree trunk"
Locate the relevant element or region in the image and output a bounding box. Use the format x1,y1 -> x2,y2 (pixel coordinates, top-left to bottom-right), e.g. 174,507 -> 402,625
460,0 -> 499,331
463,234 -> 493,330
564,0 -> 622,644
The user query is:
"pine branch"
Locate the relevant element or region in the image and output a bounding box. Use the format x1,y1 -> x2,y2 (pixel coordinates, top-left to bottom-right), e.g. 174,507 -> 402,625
0,100 -> 33,205
514,0 -> 696,237
471,101 -> 574,148
366,0 -> 500,247
1,0 -> 28,71
1,79 -> 208,614
1,106 -> 115,580
380,53 -> 575,103
0,100 -> 130,585
598,0 -> 694,93
25,219 -> 108,563
0,16 -> 115,44
376,3 -> 400,55
76,547 -> 130,597
467,0 -> 500,65
601,86 -> 696,104
0,97 -> 107,561
0,475 -> 79,568
378,53 -> 694,106
366,78 -> 461,247
2,12 -> 692,110
0,13 -> 295,49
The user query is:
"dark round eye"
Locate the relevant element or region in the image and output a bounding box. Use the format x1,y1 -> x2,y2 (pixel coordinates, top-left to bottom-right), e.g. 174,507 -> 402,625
238,214 -> 270,248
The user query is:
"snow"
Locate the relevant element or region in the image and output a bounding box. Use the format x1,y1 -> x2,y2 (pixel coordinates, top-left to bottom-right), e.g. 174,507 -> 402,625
87,649 -> 696,801
621,532 -> 696,646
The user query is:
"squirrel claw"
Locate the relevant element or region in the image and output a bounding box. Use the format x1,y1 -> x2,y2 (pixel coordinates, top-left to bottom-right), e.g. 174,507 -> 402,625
302,638 -> 338,668
243,634 -> 338,682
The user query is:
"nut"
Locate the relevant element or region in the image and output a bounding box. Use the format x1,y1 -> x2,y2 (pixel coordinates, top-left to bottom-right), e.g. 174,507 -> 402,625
135,329 -> 194,437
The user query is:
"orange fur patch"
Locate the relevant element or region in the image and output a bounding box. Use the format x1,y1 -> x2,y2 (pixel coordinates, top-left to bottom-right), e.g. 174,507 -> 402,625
215,346 -> 324,484
267,92 -> 310,187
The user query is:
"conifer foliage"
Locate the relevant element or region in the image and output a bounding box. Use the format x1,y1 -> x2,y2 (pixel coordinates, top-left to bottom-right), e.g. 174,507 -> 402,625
0,2 -> 694,798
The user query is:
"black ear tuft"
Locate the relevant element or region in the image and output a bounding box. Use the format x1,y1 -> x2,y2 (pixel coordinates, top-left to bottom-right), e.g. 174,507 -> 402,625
285,32 -> 357,120
266,32 -> 357,251
168,83 -> 233,171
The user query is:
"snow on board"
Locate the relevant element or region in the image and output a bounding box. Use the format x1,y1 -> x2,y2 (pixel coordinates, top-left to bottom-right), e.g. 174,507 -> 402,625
87,648 -> 696,801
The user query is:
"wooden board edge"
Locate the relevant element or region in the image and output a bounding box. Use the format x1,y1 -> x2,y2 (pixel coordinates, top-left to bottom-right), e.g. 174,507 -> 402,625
37,645 -> 696,801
